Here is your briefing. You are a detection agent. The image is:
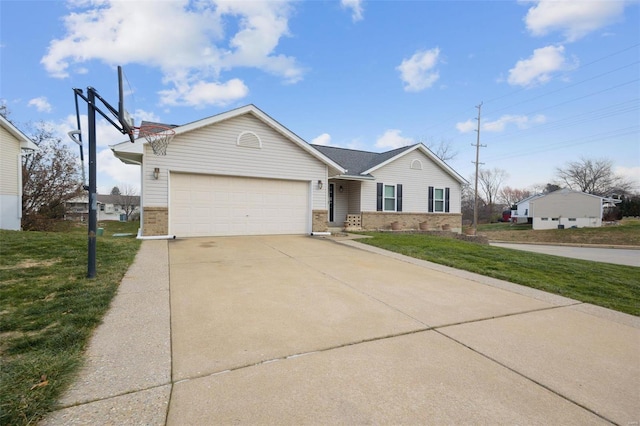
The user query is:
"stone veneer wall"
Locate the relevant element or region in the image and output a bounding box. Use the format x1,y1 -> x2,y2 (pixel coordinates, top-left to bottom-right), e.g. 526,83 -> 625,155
143,207 -> 169,236
312,210 -> 328,232
361,212 -> 462,233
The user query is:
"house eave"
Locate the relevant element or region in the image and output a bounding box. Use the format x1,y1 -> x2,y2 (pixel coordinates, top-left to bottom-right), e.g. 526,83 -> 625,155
329,174 -> 376,181
1,115 -> 38,150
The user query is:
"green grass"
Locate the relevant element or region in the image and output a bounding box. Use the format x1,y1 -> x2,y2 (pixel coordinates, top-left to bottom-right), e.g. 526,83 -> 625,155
475,219 -> 640,245
359,232 -> 639,316
0,221 -> 141,425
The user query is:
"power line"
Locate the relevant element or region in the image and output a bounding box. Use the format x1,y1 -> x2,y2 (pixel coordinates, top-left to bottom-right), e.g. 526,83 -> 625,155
483,125 -> 640,163
417,43 -> 640,137
483,98 -> 639,144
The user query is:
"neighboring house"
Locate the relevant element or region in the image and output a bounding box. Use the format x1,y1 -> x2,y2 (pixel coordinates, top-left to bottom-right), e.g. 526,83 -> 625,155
511,193 -> 544,224
528,189 -> 616,230
111,104 -> 466,238
65,196 -> 89,222
65,194 -> 140,222
0,115 -> 38,230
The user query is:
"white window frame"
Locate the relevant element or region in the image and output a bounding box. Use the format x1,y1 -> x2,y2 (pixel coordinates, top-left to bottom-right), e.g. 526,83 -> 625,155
384,185 -> 396,211
433,188 -> 445,212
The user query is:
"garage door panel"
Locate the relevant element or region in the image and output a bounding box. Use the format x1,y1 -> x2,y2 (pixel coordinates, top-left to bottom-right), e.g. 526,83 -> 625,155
170,173 -> 309,237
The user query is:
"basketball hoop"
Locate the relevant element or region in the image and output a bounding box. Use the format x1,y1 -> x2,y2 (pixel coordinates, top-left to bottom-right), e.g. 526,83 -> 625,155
134,124 -> 175,156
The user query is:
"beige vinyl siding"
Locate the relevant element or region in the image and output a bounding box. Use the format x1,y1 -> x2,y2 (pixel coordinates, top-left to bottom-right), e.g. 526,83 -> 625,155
331,183 -> 348,224
531,192 -> 601,218
347,181 -> 361,214
143,114 -> 326,209
1,126 -> 20,195
361,150 -> 461,213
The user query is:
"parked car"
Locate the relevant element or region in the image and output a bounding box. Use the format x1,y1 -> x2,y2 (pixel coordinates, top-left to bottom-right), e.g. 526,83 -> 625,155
499,210 -> 511,222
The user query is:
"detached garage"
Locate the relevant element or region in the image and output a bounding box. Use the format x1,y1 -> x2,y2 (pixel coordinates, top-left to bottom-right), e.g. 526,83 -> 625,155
111,105 -> 344,238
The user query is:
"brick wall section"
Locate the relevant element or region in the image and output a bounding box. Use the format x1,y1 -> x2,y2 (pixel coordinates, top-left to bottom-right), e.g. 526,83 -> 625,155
143,207 -> 169,236
312,210 -> 328,232
361,212 -> 462,233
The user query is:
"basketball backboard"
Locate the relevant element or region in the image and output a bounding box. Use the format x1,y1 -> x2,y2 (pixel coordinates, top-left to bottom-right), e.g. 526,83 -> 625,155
117,66 -> 135,143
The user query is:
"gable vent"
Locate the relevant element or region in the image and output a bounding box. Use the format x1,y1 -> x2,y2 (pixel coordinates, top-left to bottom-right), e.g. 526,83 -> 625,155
410,159 -> 423,170
237,131 -> 262,149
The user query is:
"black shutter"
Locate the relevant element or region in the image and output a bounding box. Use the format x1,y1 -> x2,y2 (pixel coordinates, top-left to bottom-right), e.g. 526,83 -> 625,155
377,183 -> 383,211
397,184 -> 403,212
445,187 -> 450,213
428,186 -> 434,212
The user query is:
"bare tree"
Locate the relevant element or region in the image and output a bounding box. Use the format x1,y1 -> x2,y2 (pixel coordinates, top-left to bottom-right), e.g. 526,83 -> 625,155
499,186 -> 531,207
116,184 -> 139,221
22,122 -> 83,230
556,157 -> 633,196
478,167 -> 508,219
417,136 -> 458,162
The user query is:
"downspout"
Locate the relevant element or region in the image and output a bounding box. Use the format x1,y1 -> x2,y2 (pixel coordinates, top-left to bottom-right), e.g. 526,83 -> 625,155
136,228 -> 176,240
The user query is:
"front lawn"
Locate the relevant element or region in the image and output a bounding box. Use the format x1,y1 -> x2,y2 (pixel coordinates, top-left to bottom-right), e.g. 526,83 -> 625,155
0,221 -> 141,425
359,232 -> 639,316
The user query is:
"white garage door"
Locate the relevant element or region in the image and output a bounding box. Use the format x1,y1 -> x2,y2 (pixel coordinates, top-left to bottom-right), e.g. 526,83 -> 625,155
170,173 -> 310,237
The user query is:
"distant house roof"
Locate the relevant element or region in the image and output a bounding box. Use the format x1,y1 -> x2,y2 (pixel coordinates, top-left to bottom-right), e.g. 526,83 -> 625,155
542,188 -> 622,204
97,194 -> 140,205
515,193 -> 544,205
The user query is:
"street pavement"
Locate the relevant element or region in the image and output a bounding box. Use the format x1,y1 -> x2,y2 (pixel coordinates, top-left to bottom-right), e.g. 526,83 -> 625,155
42,235 -> 639,425
490,242 -> 640,267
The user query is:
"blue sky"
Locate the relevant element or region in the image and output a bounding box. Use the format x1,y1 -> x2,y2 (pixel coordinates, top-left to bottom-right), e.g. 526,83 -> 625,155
2,0 -> 639,194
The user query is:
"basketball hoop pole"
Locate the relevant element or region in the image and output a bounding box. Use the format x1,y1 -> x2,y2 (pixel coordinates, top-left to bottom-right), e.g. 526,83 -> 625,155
87,88 -> 98,279
72,68 -> 133,278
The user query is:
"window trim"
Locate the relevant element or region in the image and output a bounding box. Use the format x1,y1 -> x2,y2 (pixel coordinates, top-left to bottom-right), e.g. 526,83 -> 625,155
377,183 -> 402,212
383,184 -> 396,211
428,186 -> 450,213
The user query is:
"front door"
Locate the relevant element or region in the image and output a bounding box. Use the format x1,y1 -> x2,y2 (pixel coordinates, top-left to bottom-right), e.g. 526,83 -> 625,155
329,183 -> 334,223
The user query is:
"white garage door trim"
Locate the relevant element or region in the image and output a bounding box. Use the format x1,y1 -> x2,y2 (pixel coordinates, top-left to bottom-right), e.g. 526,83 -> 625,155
169,172 -> 311,237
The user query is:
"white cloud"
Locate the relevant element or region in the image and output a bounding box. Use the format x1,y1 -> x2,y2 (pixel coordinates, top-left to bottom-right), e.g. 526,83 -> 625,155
41,1 -> 301,107
28,97 -> 52,113
341,0 -> 364,22
397,47 -> 441,92
131,109 -> 162,125
507,45 -> 574,87
375,129 -> 413,149
311,133 -> 333,146
483,114 -> 547,132
615,165 -> 640,190
457,114 -> 546,133
456,119 -> 476,133
158,78 -> 249,108
97,148 -> 140,192
525,0 -> 626,42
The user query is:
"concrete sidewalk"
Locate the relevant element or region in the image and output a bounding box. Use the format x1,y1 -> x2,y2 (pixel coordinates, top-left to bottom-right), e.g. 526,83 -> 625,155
41,240 -> 172,425
42,236 -> 639,425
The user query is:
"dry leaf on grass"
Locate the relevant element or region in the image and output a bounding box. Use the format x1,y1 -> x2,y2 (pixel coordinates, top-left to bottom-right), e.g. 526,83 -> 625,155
30,375 -> 48,390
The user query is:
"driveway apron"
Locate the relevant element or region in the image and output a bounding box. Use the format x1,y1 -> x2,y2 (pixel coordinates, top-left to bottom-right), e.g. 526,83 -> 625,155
168,235 -> 639,425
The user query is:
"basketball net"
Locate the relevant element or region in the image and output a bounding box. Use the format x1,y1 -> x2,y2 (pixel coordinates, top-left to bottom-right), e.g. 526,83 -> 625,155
136,125 -> 175,156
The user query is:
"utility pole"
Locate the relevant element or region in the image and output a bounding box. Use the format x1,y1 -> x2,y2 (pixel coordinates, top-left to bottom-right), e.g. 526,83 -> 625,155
472,102 -> 486,233
87,88 -> 97,278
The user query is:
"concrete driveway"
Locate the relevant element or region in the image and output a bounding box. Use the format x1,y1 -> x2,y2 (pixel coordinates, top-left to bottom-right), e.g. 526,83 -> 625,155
43,235 -> 640,425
